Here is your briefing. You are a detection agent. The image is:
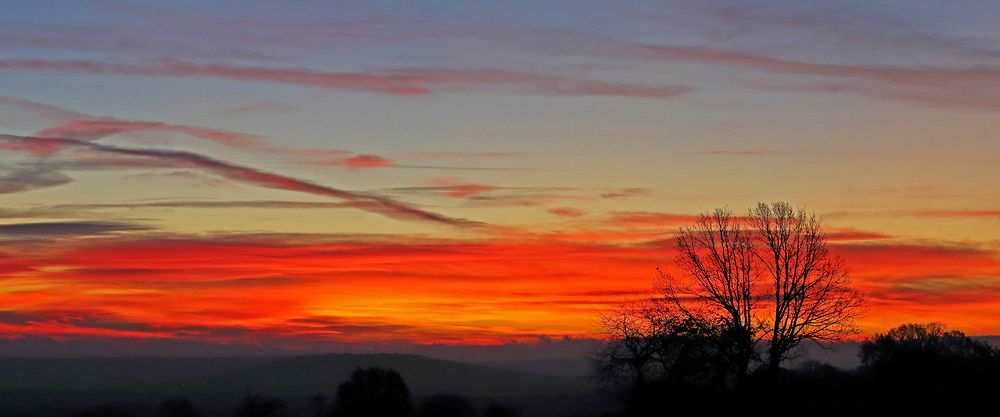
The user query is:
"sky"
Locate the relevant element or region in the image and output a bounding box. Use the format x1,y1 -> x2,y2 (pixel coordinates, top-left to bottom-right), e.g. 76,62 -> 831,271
0,0 -> 998,356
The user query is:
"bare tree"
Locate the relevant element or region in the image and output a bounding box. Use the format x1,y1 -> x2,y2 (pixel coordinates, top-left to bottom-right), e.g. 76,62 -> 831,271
749,202 -> 865,376
594,298 -> 660,388
662,208 -> 759,387
656,203 -> 864,381
594,296 -> 731,413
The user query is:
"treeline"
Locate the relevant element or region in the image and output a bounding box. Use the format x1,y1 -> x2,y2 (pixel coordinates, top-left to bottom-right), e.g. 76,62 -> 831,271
595,321 -> 1000,416
73,368 -> 521,417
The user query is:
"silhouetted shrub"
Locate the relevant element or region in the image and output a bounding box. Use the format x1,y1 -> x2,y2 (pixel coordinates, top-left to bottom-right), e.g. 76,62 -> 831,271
860,323 -> 999,415
329,367 -> 413,417
418,394 -> 475,417
235,393 -> 286,417
160,398 -> 201,417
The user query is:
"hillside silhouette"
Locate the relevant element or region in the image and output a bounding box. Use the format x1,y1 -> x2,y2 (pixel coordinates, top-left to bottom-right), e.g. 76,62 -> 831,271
0,353 -> 604,417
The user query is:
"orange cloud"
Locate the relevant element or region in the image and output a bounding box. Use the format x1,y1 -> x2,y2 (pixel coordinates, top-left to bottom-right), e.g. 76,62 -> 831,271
1,226 -> 996,346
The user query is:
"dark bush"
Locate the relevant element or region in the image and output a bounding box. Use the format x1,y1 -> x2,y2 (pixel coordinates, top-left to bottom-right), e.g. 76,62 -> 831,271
330,367 -> 413,417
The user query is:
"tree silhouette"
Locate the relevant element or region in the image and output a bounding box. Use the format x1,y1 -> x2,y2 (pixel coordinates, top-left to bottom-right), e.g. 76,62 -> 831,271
658,202 -> 865,380
750,202 -> 865,376
663,207 -> 759,387
594,298 -> 660,388
595,297 -> 734,415
329,367 -> 413,417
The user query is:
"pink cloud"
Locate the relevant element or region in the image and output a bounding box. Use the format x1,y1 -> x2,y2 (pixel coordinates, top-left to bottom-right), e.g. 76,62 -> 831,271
331,154 -> 397,170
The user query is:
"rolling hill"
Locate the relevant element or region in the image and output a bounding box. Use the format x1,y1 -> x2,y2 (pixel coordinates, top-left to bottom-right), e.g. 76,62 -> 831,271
0,353 -> 598,416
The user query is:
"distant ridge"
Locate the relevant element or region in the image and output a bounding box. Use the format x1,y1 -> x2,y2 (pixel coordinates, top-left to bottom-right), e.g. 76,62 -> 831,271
169,353 -> 590,399
0,353 -> 593,414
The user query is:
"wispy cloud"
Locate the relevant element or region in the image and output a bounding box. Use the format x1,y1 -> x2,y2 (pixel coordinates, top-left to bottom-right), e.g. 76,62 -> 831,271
0,221 -> 148,237
330,154 -> 398,170
218,100 -> 299,115
1,96 -> 523,172
827,208 -> 1000,220
402,152 -> 539,159
599,188 -> 649,200
0,58 -> 694,99
424,177 -> 497,199
35,119 -> 263,147
912,210 -> 1000,219
694,149 -> 833,156
546,207 -> 585,218
48,200 -> 362,211
0,164 -> 72,194
670,1 -> 1000,61
0,134 -> 479,227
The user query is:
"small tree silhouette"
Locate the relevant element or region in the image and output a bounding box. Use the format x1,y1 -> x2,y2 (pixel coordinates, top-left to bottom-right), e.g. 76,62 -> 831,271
329,367 -> 413,417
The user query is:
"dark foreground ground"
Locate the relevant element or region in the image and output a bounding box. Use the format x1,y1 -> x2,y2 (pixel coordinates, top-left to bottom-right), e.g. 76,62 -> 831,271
0,353 -> 614,417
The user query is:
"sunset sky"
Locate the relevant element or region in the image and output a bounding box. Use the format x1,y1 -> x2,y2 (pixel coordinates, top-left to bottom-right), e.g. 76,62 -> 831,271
1,0 -> 998,355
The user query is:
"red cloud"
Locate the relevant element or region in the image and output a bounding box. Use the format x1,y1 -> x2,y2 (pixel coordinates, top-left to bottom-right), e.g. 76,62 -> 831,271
1,232 -> 997,344
332,154 -> 397,170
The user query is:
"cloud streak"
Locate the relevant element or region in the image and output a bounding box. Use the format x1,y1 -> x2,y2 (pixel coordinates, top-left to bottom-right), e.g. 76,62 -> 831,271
35,119 -> 263,147
547,207 -> 585,218
0,96 -> 510,172
0,58 -> 693,99
0,164 -> 72,194
0,221 -> 148,237
0,134 -> 478,227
